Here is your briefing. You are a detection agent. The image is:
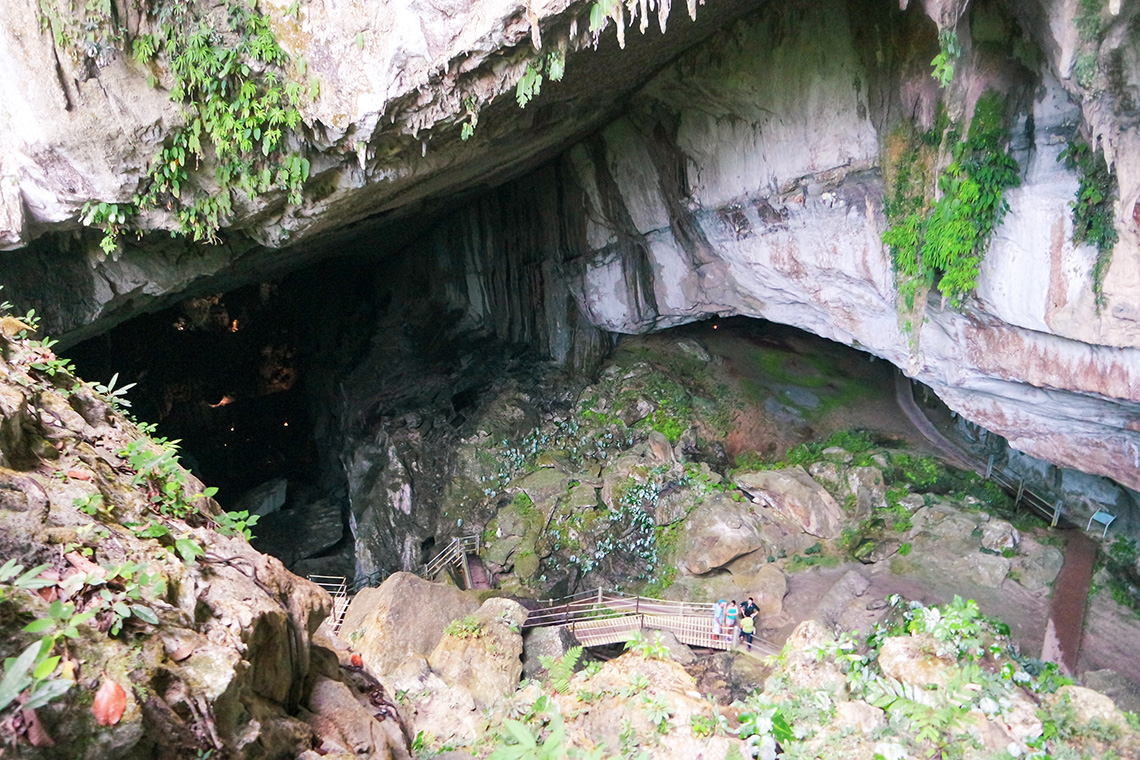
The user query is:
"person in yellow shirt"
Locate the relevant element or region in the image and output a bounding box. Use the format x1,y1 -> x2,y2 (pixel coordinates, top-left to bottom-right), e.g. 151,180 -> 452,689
739,612 -> 756,651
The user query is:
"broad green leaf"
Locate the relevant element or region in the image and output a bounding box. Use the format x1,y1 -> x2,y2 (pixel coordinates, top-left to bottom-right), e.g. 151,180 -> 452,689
32,655 -> 60,680
22,618 -> 54,634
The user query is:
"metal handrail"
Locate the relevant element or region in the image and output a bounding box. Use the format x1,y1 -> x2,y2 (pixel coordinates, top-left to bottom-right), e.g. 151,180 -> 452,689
523,587 -> 717,629
523,587 -> 776,653
424,535 -> 481,588
308,574 -> 351,635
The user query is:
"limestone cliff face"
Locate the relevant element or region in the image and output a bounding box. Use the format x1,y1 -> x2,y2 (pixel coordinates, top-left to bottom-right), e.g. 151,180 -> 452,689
556,0 -> 1140,490
1,0 -> 1139,492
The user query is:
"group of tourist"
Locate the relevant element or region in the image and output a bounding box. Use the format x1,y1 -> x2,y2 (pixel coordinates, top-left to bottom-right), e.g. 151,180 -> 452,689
712,597 -> 759,650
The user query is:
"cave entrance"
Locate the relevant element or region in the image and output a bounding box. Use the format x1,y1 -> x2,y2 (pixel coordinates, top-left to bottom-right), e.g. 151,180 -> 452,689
68,282 -> 320,507
66,274 -> 936,581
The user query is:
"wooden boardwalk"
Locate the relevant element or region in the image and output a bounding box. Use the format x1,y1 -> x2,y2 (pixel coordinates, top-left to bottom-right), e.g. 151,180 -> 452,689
524,589 -> 779,655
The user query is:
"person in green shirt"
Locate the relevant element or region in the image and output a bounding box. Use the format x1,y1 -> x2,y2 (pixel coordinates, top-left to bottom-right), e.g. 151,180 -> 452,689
740,612 -> 756,651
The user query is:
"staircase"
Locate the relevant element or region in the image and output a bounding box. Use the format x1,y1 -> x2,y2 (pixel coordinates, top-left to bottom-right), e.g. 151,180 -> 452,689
309,535 -> 485,634
307,575 -> 350,635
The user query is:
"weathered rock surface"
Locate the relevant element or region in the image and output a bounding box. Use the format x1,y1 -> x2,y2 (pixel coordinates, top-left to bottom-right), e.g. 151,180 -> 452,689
553,653 -> 747,760
338,572 -> 481,676
253,497 -> 344,568
675,492 -> 764,574
735,466 -> 845,539
0,332 -> 407,758
1,0 -> 1139,502
427,597 -> 527,708
521,625 -> 583,681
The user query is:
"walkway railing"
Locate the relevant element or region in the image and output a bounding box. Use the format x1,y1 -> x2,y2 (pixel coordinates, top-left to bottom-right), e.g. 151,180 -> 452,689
424,535 -> 481,588
308,574 -> 351,635
983,454 -> 1067,528
900,371 -> 1084,532
524,587 -> 778,655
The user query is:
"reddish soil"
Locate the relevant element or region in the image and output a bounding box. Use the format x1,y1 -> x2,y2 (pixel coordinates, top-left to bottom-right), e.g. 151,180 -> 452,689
1047,530 -> 1098,674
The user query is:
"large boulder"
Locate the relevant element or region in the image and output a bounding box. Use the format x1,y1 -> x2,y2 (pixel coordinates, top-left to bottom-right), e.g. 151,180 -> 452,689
877,635 -> 956,695
304,676 -> 413,759
515,468 -> 572,519
734,466 -> 845,539
338,573 -> 480,677
427,597 -> 528,708
253,497 -> 345,567
235,478 -> 289,517
675,492 -> 765,574
522,626 -> 584,681
763,620 -> 846,695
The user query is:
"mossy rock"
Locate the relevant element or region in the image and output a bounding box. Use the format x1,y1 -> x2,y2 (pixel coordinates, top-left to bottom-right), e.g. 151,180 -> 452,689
514,550 -> 540,579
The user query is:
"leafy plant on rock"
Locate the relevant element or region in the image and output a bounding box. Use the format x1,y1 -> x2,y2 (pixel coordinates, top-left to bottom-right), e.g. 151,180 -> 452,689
538,645 -> 582,694
930,30 -> 961,88
443,615 -> 484,639
1058,138 -> 1117,305
82,0 -> 310,254
624,631 -> 670,660
884,92 -> 1020,309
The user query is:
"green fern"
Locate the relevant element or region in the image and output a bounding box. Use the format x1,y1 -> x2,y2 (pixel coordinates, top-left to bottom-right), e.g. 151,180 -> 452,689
538,645 -> 582,694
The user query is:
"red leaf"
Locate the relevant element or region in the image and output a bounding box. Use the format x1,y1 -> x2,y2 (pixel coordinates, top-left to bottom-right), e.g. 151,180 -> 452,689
67,470 -> 92,481
350,653 -> 363,668
23,708 -> 55,747
93,678 -> 126,726
65,552 -> 104,577
37,586 -> 59,603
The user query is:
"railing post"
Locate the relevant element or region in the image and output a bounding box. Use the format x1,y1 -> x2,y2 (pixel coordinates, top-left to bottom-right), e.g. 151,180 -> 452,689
597,586 -> 603,604
1051,500 -> 1062,528
1014,480 -> 1024,513
985,454 -> 994,479
459,546 -> 472,590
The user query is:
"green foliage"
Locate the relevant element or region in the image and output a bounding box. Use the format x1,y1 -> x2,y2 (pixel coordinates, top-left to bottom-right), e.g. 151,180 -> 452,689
488,712 -> 569,760
689,713 -> 716,738
735,697 -> 796,756
1059,138 -> 1117,304
624,631 -> 671,660
897,542 -> 912,556
0,562 -> 80,715
538,645 -> 582,694
511,491 -> 536,512
785,552 -> 840,573
620,671 -> 650,697
88,372 -> 136,412
460,96 -> 480,141
118,437 -> 214,521
444,615 -> 484,639
1074,52 -> 1099,88
647,409 -> 684,444
211,509 -> 259,541
0,559 -> 55,597
885,92 -> 1020,309
75,493 -> 113,518
640,694 -> 672,732
1075,0 -> 1108,42
930,30 -> 961,88
133,34 -> 157,63
0,640 -> 72,714
34,0 -> 120,62
886,453 -> 944,490
1108,537 -> 1137,567
516,61 -> 543,108
83,0 -> 310,252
